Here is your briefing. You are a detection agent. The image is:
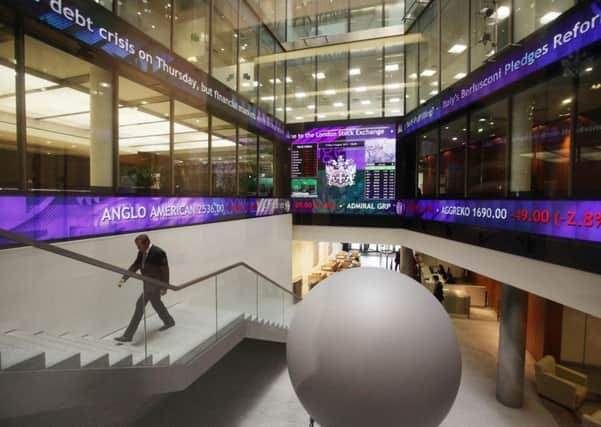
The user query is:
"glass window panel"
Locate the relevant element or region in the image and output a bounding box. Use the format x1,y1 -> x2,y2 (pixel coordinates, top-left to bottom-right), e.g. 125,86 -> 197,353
417,127 -> 438,197
275,45 -> 286,121
117,0 -> 172,47
470,0 -> 511,71
239,2 -> 259,104
238,129 -> 258,196
212,0 -> 238,91
468,99 -> 508,196
317,53 -> 348,121
173,100 -> 209,194
286,57 -> 315,123
0,22 -> 17,189
211,117 -> 237,195
405,25 -> 418,112
287,0 -> 317,41
441,0 -> 468,91
385,44 -> 404,116
574,57 -> 601,196
317,0 -> 348,36
259,27 -> 276,115
350,48 -> 383,119
173,0 -> 209,72
259,137 -> 274,196
511,74 -> 572,198
418,1 -> 439,105
439,116 -> 466,196
385,0 -> 405,27
350,1 -> 383,32
514,0 -> 573,42
118,77 -> 170,193
25,37 -> 113,191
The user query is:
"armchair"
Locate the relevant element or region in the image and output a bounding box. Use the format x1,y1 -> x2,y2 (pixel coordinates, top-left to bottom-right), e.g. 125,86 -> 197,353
583,410 -> 601,427
534,355 -> 588,410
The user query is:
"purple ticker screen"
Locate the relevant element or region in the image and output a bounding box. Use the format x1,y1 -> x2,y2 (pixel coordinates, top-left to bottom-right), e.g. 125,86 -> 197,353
0,195 -> 290,243
397,199 -> 601,244
290,124 -> 397,215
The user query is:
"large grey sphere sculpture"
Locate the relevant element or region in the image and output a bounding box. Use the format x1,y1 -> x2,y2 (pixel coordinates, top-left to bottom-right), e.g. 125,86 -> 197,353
287,268 -> 461,427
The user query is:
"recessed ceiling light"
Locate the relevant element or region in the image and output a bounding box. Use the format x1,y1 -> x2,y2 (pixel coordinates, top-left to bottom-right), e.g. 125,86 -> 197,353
317,114 -> 327,118
295,92 -> 306,98
324,89 -> 336,95
385,64 -> 399,72
307,104 -> 315,109
349,68 -> 361,76
420,69 -> 436,77
409,73 -> 418,80
389,98 -> 400,103
260,96 -> 274,101
452,137 -> 458,141
286,77 -> 293,83
295,116 -> 304,120
387,83 -> 401,90
561,98 -> 572,105
454,72 -> 467,80
312,72 -> 326,80
540,11 -> 561,25
364,111 -> 374,115
355,86 -> 367,92
430,90 -> 438,96
269,78 -> 282,84
276,107 -> 283,111
361,100 -> 371,105
448,44 -> 467,54
286,107 -> 293,111
333,102 -> 344,107
496,6 -> 511,20
430,81 -> 438,87
585,67 -> 593,73
390,109 -> 401,114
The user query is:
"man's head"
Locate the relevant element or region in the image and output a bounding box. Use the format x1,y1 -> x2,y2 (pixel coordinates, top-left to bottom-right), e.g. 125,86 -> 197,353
134,234 -> 151,252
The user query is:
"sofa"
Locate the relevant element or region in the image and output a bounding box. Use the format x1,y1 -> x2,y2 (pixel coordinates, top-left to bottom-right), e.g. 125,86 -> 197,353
583,410 -> 601,427
534,355 -> 588,410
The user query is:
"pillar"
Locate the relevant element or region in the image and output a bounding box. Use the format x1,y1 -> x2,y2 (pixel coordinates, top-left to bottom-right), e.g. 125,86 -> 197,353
496,284 -> 528,408
89,65 -> 113,189
400,247 -> 415,277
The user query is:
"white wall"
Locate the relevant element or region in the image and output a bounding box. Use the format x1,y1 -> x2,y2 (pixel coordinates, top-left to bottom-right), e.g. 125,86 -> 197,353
294,225 -> 601,319
0,215 -> 292,337
561,307 -> 601,367
292,240 -> 339,291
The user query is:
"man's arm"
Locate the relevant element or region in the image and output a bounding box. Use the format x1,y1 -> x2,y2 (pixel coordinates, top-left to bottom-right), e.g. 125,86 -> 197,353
119,252 -> 142,285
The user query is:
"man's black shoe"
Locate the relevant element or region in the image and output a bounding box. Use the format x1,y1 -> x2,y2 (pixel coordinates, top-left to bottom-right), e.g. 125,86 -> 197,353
114,335 -> 132,343
159,322 -> 175,332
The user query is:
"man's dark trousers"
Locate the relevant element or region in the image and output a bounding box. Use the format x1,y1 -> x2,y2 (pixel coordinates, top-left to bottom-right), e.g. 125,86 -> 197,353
123,291 -> 174,339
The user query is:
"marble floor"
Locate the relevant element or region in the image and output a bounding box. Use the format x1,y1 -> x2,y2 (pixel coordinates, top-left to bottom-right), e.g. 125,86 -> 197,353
133,314 -> 577,427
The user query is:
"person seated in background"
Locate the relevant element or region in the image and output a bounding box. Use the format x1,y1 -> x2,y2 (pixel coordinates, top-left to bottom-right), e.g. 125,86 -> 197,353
438,264 -> 448,281
446,267 -> 456,284
432,275 -> 444,304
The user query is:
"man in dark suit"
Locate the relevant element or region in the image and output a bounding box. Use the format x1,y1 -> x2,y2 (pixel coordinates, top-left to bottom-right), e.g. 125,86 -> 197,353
115,234 -> 175,343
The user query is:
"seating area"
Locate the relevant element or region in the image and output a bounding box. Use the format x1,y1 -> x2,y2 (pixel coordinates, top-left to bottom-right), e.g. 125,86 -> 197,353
309,251 -> 361,289
534,355 -> 589,411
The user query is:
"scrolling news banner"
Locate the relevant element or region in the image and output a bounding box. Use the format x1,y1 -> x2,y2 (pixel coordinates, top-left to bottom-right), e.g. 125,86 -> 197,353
290,125 -> 397,215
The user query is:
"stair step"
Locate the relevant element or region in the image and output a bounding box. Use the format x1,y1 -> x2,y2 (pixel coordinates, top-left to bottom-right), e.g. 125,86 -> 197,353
8,331 -> 108,369
0,335 -> 80,370
45,334 -> 134,367
0,342 -> 45,371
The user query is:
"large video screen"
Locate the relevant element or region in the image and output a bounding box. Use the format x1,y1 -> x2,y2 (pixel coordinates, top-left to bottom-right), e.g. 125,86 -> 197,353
290,124 -> 397,215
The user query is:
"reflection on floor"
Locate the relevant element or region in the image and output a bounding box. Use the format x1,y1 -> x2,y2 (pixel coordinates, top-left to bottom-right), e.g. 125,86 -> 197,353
134,316 -> 576,427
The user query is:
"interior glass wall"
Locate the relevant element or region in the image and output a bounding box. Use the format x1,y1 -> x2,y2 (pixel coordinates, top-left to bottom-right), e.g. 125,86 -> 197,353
286,57 -> 316,123
441,0 -> 468,90
418,1 -> 439,105
259,27 -> 276,116
439,116 -> 466,196
385,0 -> 405,27
173,0 -> 210,72
511,74 -> 572,198
514,0 -> 574,43
25,37 -> 112,191
318,0 -> 349,36
117,0 -> 172,48
238,129 -> 258,196
258,136 -> 274,196
350,1 -> 383,32
173,101 -> 209,194
239,2 -> 259,104
468,99 -> 508,196
349,48 -> 383,119
470,0 -> 511,71
0,21 -> 17,189
405,25 -> 419,112
274,44 -> 286,121
287,0 -> 317,41
212,0 -> 238,91
211,117 -> 237,195
574,56 -> 601,197
118,77 -> 170,193
417,128 -> 438,196
384,44 -> 404,116
317,53 -> 348,121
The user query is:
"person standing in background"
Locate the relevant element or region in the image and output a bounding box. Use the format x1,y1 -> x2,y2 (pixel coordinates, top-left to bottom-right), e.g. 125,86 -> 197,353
433,275 -> 445,304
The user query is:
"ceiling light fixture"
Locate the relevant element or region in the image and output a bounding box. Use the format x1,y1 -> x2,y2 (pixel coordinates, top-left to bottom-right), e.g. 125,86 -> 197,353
448,44 -> 467,54
349,68 -> 361,76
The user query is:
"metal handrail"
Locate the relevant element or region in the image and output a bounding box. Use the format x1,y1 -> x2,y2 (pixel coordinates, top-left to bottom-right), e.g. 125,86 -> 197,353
0,228 -> 299,301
